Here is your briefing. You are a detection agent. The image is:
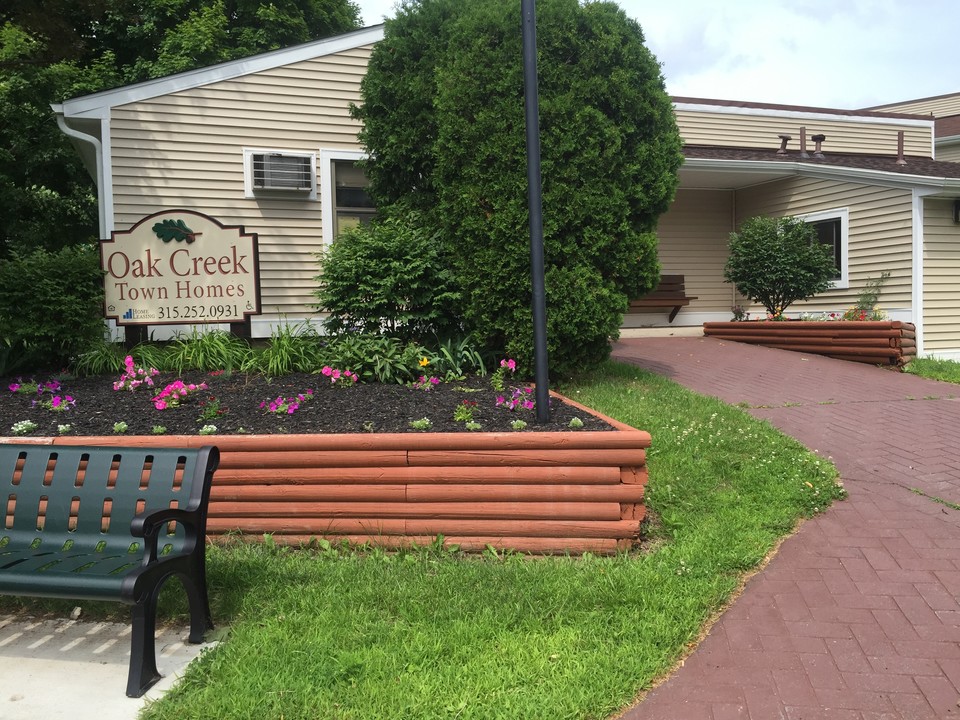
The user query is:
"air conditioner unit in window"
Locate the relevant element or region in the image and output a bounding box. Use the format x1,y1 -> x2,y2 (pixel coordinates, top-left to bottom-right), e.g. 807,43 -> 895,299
252,153 -> 312,191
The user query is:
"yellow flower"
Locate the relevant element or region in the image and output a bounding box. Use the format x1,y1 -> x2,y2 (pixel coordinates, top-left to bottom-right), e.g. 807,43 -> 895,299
419,357 -> 430,367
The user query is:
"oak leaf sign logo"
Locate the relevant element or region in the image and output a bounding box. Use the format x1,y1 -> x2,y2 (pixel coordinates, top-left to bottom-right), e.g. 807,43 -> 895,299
152,218 -> 201,244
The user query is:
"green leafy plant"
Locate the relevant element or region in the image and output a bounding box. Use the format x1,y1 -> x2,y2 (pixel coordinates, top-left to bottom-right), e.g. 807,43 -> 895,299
314,205 -> 461,342
57,424 -> 72,434
453,400 -> 477,423
197,396 -> 226,422
112,421 -> 128,434
465,421 -> 482,431
842,271 -> 890,320
409,417 -> 432,431
151,425 -> 167,435
568,417 -> 584,429
510,419 -> 527,431
243,322 -> 325,376
324,334 -> 425,385
198,424 -> 217,435
490,358 -> 516,392
165,328 -> 252,373
724,215 -> 837,317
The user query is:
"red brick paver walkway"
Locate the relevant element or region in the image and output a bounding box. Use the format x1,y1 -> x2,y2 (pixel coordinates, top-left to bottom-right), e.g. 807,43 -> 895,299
613,337 -> 960,720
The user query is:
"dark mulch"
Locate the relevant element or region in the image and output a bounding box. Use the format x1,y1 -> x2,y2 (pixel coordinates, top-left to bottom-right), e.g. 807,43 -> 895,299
0,371 -> 614,437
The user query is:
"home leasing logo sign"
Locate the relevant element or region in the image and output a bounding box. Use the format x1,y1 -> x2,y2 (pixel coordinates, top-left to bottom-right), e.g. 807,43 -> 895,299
101,210 -> 261,326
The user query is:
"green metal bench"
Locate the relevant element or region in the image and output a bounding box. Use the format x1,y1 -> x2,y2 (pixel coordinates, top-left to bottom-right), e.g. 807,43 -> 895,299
0,443 -> 219,697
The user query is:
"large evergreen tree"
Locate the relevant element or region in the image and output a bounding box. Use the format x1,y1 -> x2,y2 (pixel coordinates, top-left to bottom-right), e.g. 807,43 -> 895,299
353,0 -> 683,377
0,0 -> 362,257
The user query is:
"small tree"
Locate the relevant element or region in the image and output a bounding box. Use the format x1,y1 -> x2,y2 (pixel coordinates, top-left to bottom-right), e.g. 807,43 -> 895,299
354,0 -> 682,377
724,215 -> 837,318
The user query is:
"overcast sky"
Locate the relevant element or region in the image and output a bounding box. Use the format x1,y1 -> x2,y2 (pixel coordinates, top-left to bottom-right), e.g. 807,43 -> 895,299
353,0 -> 958,110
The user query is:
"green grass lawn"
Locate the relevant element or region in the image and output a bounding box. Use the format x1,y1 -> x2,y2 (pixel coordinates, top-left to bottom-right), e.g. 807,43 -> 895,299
124,360 -> 844,720
905,356 -> 960,385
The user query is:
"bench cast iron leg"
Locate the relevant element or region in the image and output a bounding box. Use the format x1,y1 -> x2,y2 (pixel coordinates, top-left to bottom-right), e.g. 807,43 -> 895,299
127,587 -> 162,698
180,568 -> 214,642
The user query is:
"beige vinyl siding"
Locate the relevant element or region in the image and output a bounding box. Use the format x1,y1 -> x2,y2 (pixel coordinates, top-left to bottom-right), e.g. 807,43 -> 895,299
108,45 -> 374,321
675,108 -> 931,156
655,189 -> 734,311
734,178 -> 914,314
923,199 -> 960,353
936,143 -> 960,163
872,95 -> 960,117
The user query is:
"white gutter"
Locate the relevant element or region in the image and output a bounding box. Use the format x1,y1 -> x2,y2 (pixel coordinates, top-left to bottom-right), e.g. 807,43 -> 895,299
54,110 -> 108,239
682,157 -> 960,194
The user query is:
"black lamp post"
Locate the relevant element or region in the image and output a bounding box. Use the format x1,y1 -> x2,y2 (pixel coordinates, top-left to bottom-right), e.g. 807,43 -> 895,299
521,0 -> 550,423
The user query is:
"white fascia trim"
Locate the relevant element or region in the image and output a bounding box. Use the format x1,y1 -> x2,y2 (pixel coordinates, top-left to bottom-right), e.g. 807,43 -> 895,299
61,25 -> 385,120
682,157 -> 960,193
674,102 -> 935,130
912,188 -> 939,357
319,149 -> 367,247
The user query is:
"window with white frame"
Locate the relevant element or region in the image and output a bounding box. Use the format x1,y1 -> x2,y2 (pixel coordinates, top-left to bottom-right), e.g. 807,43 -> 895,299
243,148 -> 317,200
320,149 -> 376,242
799,207 -> 849,289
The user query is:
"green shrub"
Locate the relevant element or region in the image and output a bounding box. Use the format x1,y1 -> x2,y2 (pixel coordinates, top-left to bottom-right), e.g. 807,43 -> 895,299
0,244 -> 105,373
354,0 -> 682,377
313,206 -> 461,343
724,215 -> 837,317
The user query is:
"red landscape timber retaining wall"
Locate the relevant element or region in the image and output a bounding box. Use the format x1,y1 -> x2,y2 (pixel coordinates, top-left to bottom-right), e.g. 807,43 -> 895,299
702,320 -> 916,366
1,398 -> 650,555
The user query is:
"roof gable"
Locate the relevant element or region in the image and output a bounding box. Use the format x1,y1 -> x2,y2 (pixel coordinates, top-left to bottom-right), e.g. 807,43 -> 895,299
58,25 -> 384,119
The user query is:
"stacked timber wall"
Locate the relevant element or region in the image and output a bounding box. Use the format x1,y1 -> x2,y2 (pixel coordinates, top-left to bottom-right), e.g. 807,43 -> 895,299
5,410 -> 650,555
703,320 -> 916,366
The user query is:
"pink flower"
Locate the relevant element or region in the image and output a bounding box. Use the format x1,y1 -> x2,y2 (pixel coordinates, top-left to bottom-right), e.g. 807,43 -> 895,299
522,400 -> 535,410
8,383 -> 20,392
155,400 -> 167,410
321,366 -> 333,377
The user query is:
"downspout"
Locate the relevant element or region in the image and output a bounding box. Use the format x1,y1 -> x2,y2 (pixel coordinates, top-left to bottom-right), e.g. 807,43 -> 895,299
53,111 -> 108,239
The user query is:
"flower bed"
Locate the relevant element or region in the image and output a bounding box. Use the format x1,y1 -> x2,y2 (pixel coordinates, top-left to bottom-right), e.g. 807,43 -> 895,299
703,320 -> 917,366
2,392 -> 650,555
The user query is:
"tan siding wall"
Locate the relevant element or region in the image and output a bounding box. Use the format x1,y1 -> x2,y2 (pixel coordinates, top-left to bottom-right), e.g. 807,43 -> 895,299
675,108 -> 931,156
655,189 -> 735,311
734,178 -> 914,314
872,96 -> 960,117
936,143 -> 960,163
109,45 -> 374,323
923,199 -> 960,353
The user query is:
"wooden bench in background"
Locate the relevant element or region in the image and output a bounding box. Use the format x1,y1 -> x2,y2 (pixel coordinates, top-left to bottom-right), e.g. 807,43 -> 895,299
627,274 -> 697,323
0,443 -> 219,697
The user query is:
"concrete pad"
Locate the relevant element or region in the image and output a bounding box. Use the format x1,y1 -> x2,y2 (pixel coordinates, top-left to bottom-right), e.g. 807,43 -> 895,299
0,613 -> 217,720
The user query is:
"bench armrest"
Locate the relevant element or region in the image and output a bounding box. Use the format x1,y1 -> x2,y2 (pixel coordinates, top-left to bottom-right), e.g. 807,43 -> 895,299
131,507 -> 204,563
